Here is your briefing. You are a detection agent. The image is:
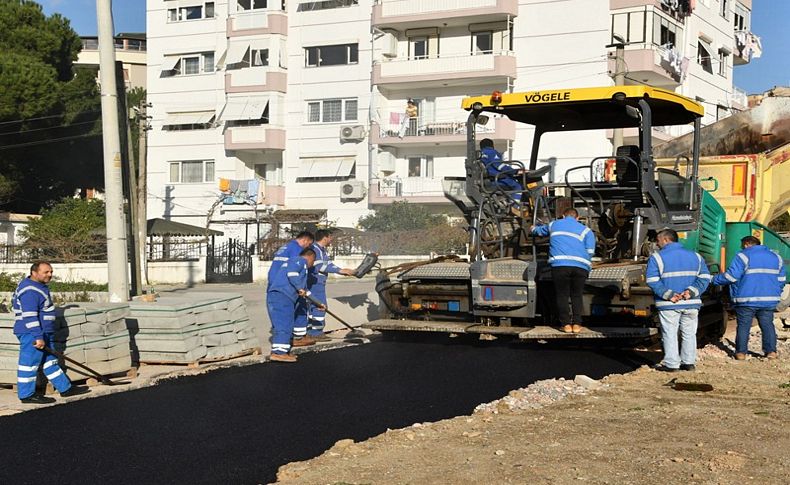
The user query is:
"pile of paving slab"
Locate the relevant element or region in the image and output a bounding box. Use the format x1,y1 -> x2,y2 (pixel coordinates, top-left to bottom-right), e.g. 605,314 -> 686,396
0,293 -> 258,385
128,292 -> 259,364
0,303 -> 133,384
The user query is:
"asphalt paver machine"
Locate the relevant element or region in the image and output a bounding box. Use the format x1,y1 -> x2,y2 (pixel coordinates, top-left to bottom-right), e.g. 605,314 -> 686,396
366,86 -> 728,343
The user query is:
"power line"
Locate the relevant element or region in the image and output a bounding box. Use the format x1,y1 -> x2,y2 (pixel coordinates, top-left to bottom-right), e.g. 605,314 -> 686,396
0,119 -> 100,137
0,110 -> 102,127
0,132 -> 102,151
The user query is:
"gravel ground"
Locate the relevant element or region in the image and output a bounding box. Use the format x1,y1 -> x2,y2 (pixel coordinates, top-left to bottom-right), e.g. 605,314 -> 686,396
277,323 -> 790,485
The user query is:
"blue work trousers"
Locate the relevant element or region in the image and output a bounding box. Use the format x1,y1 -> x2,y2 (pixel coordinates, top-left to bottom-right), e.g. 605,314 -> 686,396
267,292 -> 297,354
16,333 -> 71,400
734,306 -> 777,355
658,309 -> 699,369
307,283 -> 327,336
293,299 -> 308,338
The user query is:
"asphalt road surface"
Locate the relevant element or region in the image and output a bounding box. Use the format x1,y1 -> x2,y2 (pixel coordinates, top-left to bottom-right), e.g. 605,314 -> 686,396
0,340 -> 651,484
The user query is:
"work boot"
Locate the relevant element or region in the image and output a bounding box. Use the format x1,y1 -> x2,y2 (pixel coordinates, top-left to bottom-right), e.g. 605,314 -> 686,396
561,325 -> 573,334
654,364 -> 679,373
60,385 -> 91,398
20,394 -> 56,405
765,352 -> 778,359
292,336 -> 316,347
572,324 -> 583,334
308,333 -> 332,342
679,363 -> 696,371
269,353 -> 297,363
734,353 -> 747,361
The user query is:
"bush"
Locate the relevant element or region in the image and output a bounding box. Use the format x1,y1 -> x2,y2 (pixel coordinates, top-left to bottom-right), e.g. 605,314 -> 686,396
0,272 -> 106,292
20,198 -> 106,262
358,201 -> 447,232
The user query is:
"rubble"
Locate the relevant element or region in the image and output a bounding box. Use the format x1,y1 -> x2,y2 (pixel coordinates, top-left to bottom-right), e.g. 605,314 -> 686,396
474,376 -> 601,414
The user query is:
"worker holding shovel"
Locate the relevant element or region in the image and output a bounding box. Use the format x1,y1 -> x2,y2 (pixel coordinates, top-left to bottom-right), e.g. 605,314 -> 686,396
305,229 -> 356,341
12,262 -> 90,403
267,248 -> 324,363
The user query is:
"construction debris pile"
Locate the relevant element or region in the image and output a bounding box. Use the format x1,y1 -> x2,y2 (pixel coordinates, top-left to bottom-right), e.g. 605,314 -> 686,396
474,376 -> 601,414
127,293 -> 260,365
0,303 -> 133,384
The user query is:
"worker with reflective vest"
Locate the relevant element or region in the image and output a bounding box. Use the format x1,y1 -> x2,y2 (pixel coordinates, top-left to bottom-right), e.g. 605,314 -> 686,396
306,229 -> 355,340
12,262 -> 89,403
531,207 -> 597,333
266,247 -> 321,363
713,235 -> 785,360
267,231 -> 314,340
480,138 -> 523,201
646,229 -> 711,372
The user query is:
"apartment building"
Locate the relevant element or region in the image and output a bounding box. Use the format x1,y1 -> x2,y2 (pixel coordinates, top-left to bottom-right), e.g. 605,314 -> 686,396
78,33 -> 148,89
146,0 -> 757,237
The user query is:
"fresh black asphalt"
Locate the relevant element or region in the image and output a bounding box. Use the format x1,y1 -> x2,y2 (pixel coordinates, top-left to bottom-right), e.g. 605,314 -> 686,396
0,340 -> 653,484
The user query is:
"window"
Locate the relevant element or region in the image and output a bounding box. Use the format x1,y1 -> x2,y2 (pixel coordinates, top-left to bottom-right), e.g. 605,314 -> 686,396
297,157 -> 356,182
733,3 -> 750,31
251,49 -> 268,67
409,36 -> 428,60
697,41 -> 713,74
167,3 -> 215,22
304,44 -> 358,67
297,0 -> 358,11
718,49 -> 728,77
237,0 -> 273,10
407,156 -> 434,178
306,98 -> 358,123
255,164 -> 283,184
163,111 -> 215,131
654,14 -> 679,47
169,161 -> 215,183
610,11 -> 646,44
472,31 -> 493,55
161,52 -> 215,77
720,0 -> 729,19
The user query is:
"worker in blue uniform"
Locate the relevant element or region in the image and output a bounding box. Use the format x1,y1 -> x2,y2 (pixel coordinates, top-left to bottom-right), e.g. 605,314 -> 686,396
306,229 -> 356,341
713,236 -> 785,360
480,138 -> 523,202
267,231 -> 315,344
267,248 -> 322,363
13,262 -> 90,404
531,207 -> 597,334
646,229 -> 711,372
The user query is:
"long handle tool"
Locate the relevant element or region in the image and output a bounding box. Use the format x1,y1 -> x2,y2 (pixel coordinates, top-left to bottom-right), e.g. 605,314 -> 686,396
304,294 -> 366,339
43,346 -> 123,386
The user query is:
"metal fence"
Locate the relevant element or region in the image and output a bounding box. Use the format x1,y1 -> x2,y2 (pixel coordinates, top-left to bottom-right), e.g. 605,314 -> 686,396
0,241 -> 206,264
147,241 -> 205,262
0,245 -> 35,264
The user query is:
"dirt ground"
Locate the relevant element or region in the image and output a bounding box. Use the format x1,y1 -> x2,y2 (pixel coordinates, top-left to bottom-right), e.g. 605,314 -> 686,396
277,328 -> 790,485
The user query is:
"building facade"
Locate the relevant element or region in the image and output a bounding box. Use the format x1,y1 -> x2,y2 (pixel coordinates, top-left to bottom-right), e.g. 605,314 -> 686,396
145,0 -> 757,237
78,33 -> 148,90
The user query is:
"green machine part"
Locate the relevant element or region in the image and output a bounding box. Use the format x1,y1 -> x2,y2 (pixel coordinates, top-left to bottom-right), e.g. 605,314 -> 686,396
724,221 -> 790,274
679,190 -> 727,272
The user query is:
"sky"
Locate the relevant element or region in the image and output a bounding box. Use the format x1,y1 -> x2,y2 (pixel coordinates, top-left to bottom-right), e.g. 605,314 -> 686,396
39,0 -> 786,94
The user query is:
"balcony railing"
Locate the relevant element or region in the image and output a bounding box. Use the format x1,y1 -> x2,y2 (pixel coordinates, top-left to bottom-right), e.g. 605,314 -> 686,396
259,184 -> 285,206
371,116 -> 514,145
374,51 -> 516,85
225,67 -> 287,93
370,176 -> 449,204
224,125 -> 286,151
372,0 -> 518,26
227,9 -> 287,36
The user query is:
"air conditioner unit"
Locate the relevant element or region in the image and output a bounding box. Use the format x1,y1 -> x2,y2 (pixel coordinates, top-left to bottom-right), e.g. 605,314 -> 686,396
381,32 -> 398,58
340,180 -> 366,201
376,150 -> 396,174
340,124 -> 366,142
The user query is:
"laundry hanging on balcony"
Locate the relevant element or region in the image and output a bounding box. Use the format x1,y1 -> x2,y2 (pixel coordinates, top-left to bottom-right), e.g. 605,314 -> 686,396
735,31 -> 762,62
659,44 -> 689,82
218,178 -> 260,205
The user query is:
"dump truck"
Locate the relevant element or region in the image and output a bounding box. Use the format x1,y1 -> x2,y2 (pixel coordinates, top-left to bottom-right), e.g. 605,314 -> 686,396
365,85 -> 788,343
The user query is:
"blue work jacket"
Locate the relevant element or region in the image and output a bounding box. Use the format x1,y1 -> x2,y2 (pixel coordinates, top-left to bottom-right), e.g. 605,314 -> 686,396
712,245 -> 786,308
646,242 -> 711,311
12,278 -> 56,338
532,216 -> 596,271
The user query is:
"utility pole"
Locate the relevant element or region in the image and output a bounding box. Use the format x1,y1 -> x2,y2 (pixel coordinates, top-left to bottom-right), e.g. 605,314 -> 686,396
136,101 -> 150,288
96,0 -> 130,302
609,36 -> 627,155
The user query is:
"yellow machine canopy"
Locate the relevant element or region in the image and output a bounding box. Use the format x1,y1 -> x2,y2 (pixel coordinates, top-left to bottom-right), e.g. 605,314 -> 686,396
462,86 -> 704,132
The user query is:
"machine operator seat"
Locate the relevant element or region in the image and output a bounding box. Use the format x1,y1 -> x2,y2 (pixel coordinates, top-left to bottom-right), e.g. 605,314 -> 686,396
614,145 -> 641,184
523,165 -> 551,183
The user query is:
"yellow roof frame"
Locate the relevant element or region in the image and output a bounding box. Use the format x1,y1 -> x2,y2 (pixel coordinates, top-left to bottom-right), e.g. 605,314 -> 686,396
462,85 -> 704,131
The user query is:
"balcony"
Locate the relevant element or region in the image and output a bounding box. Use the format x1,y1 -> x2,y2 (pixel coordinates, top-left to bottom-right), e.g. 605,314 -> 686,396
606,126 -> 675,147
227,9 -> 287,37
371,116 -> 515,147
225,67 -> 287,93
259,184 -> 285,206
369,177 -> 449,205
609,45 -> 684,87
734,30 -> 761,65
372,0 -> 518,29
373,52 -> 516,89
224,125 -> 286,151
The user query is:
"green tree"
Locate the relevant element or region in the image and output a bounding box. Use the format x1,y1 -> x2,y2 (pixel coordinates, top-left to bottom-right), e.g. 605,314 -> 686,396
0,1 -> 102,211
769,213 -> 790,233
358,201 -> 447,232
20,197 -> 106,262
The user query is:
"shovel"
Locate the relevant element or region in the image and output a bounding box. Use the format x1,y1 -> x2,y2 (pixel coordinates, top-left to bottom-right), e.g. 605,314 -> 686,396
43,346 -> 125,386
303,294 -> 367,339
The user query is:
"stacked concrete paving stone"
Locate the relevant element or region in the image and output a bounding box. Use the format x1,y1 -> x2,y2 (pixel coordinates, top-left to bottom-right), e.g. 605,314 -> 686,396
127,293 -> 260,365
0,303 -> 133,385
